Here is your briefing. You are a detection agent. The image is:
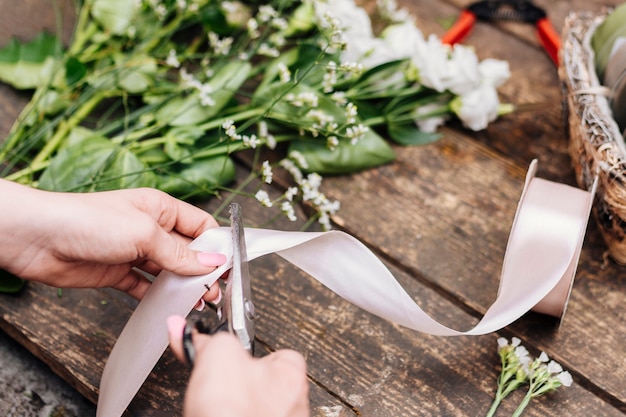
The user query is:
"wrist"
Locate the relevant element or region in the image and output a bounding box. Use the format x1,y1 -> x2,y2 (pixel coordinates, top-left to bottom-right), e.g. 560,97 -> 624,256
0,180 -> 52,274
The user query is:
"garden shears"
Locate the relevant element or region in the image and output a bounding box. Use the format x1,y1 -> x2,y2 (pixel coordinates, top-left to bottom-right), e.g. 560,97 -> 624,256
183,202 -> 256,366
442,0 -> 561,65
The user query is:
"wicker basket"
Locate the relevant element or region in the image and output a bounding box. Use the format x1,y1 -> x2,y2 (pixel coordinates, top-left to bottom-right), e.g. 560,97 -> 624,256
560,10 -> 626,264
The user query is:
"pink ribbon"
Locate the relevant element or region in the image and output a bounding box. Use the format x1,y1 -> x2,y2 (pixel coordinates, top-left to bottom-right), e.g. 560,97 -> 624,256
96,160 -> 596,416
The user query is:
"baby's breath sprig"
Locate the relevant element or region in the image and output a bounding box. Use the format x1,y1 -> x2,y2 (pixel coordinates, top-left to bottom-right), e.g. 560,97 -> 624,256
511,352 -> 573,417
486,337 -> 572,417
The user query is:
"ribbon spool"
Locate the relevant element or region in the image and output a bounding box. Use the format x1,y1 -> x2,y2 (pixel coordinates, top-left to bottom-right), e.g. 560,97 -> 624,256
96,159 -> 597,417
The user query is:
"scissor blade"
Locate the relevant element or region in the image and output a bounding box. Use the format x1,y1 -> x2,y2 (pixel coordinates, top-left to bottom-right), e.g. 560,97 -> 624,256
228,203 -> 255,353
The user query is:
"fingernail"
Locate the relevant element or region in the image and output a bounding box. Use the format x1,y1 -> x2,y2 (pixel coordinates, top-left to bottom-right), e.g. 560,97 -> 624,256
196,252 -> 227,267
167,315 -> 186,339
211,288 -> 222,306
194,298 -> 206,312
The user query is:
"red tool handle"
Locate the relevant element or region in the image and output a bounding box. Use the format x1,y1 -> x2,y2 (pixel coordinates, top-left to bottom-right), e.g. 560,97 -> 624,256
536,17 -> 561,66
442,10 -> 476,45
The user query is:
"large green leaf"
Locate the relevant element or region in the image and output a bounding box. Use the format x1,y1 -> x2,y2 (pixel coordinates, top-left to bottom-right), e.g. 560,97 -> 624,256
0,270 -> 25,294
157,155 -> 236,198
91,0 -> 140,35
288,129 -> 395,174
38,135 -> 157,191
0,32 -> 59,89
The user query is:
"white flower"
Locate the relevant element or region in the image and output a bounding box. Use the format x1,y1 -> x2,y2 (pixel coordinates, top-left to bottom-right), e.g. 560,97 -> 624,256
243,134 -> 260,149
556,371 -> 573,387
261,160 -> 273,184
479,58 -> 510,87
221,1 -> 251,27
284,187 -> 298,201
497,337 -> 508,349
450,83 -> 500,131
198,84 -> 215,107
413,102 -> 449,133
258,4 -> 278,22
277,62 -> 291,83
380,20 -> 424,60
416,116 -> 447,133
327,135 -> 339,149
166,49 -> 180,68
208,32 -> 234,55
289,150 -> 309,170
254,190 -> 272,207
314,0 -> 393,68
547,360 -> 563,374
258,43 -> 280,57
281,201 -> 297,221
377,0 -> 411,22
280,159 -> 303,183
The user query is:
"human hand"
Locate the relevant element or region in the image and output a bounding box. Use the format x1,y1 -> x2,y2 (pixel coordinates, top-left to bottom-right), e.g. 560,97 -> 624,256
0,179 -> 225,300
167,315 -> 310,417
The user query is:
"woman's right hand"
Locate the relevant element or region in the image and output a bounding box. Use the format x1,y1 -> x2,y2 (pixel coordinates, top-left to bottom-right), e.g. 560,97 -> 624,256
167,315 -> 310,417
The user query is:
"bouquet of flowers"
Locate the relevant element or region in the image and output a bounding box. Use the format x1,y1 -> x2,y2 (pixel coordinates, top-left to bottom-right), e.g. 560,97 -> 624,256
0,0 -> 511,229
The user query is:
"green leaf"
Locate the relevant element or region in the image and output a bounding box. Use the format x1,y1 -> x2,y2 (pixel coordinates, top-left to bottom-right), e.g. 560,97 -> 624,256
91,0 -> 140,35
592,3 -> 626,78
200,5 -> 233,35
114,54 -> 157,94
0,270 -> 25,294
157,156 -> 236,198
343,59 -> 410,98
156,61 -> 252,126
388,123 -> 441,145
288,129 -> 395,174
38,135 -> 157,192
257,83 -> 349,131
65,56 -> 87,86
38,89 -> 72,115
0,32 -> 59,89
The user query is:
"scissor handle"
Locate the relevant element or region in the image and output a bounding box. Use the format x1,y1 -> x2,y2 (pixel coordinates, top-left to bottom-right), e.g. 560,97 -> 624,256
536,17 -> 560,66
442,10 -> 476,45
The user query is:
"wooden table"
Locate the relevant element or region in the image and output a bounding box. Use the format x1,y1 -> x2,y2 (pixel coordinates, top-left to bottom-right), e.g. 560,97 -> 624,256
1,0 -> 625,416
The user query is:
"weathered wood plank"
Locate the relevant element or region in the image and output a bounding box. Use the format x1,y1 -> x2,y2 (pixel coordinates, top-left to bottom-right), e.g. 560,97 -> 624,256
1,0 -> 626,416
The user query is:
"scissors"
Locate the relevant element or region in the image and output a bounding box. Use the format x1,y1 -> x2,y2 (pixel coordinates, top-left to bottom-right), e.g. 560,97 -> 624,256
183,202 -> 256,366
441,0 -> 561,66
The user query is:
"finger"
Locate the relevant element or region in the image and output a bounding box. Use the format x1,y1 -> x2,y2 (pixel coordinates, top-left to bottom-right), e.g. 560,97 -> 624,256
203,285 -> 222,304
148,190 -> 219,238
112,269 -> 153,300
145,228 -> 226,276
267,349 -> 308,374
167,315 -> 188,363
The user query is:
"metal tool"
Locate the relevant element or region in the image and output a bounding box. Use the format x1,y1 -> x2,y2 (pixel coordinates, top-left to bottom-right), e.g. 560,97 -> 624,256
441,0 -> 561,65
183,202 -> 256,366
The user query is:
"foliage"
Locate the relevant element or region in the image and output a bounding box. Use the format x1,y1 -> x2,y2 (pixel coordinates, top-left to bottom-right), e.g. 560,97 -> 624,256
0,0 -> 511,231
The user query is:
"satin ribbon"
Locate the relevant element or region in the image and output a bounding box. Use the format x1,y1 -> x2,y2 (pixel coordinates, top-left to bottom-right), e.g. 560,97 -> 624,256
96,160 -> 596,417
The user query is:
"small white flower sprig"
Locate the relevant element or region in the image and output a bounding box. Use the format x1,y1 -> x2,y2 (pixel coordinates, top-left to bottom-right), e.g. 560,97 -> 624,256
486,337 -> 573,417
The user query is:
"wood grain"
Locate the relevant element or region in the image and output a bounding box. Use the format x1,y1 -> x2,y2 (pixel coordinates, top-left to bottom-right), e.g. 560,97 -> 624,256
2,0 -> 626,416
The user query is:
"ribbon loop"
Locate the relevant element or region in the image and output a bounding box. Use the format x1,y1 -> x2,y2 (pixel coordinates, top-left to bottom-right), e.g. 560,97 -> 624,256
96,160 -> 596,417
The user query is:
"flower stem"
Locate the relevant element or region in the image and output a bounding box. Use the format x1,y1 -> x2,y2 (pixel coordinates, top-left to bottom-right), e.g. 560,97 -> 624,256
511,393 -> 532,417
485,390 -> 504,417
30,91 -> 106,167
